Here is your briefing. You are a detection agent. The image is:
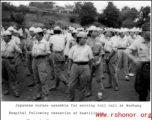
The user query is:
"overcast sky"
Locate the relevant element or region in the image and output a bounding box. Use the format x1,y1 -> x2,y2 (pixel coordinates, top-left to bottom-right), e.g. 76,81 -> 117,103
5,1 -> 151,13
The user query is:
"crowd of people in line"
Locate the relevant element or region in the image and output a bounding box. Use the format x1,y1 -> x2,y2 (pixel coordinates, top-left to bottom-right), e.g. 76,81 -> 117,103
1,22 -> 150,101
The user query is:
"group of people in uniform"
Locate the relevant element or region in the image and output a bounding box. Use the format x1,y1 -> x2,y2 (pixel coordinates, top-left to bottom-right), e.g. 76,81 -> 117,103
1,22 -> 150,101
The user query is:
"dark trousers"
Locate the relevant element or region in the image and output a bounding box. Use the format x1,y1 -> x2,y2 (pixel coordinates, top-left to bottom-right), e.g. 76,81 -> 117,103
2,58 -> 19,93
68,64 -> 90,101
135,61 -> 150,101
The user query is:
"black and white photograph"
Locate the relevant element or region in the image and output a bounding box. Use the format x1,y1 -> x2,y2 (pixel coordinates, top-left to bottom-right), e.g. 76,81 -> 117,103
1,1 -> 151,102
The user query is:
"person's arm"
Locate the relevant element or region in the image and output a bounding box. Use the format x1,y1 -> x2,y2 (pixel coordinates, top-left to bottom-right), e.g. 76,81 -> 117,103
11,43 -> 22,63
124,49 -> 141,66
68,59 -> 73,72
89,59 -> 93,70
68,47 -> 74,76
88,46 -> 94,70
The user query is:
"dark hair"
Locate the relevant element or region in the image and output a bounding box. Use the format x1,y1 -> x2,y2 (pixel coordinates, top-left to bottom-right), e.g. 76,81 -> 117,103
111,32 -> 115,36
8,35 -> 12,40
76,37 -> 81,43
87,30 -> 93,37
72,33 -> 76,37
38,32 -> 44,37
54,30 -> 61,34
139,32 -> 142,35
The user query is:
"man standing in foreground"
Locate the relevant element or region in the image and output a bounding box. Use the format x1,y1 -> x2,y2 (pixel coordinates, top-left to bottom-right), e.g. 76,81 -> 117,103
125,22 -> 150,101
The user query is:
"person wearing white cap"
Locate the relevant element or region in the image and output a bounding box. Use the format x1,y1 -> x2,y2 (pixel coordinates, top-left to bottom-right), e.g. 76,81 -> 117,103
67,31 -> 93,101
49,26 -> 68,91
69,30 -> 78,49
1,31 -> 22,97
24,26 -> 36,87
32,27 -> 51,101
7,27 -> 21,46
117,29 -> 130,81
85,25 -> 105,100
64,27 -> 74,61
103,30 -> 119,91
125,22 -> 150,101
43,28 -> 51,41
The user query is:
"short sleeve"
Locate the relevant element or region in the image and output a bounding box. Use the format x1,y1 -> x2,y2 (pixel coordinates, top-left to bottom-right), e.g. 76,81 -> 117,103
14,43 -> 22,53
48,36 -> 53,46
68,46 -> 74,59
45,41 -> 51,54
125,41 -> 138,54
127,41 -> 137,51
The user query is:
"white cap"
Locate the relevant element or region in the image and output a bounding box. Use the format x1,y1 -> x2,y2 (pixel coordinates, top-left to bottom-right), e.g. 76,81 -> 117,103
77,27 -> 83,31
96,27 -> 101,31
29,27 -> 35,32
54,26 -> 61,30
34,27 -> 43,33
77,31 -> 87,37
88,26 -> 97,31
47,29 -> 54,34
13,29 -> 19,33
3,31 -> 12,36
72,30 -> 78,33
7,26 -> 15,32
69,27 -> 75,31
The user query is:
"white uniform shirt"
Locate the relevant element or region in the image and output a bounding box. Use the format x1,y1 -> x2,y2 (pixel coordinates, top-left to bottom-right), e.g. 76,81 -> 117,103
49,34 -> 66,52
69,44 -> 93,62
32,39 -> 51,56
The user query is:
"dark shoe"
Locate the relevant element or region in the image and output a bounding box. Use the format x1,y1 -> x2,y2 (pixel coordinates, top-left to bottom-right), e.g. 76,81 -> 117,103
49,86 -> 58,91
85,92 -> 92,97
33,94 -> 42,100
105,85 -> 112,89
15,92 -> 20,97
125,76 -> 130,81
114,86 -> 119,91
27,82 -> 35,87
3,90 -> 9,95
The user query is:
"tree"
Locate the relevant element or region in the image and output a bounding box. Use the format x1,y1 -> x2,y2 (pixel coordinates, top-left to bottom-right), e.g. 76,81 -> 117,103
73,2 -> 83,14
122,19 -> 136,28
29,2 -> 55,9
121,6 -> 130,11
79,2 -> 97,26
136,6 -> 150,27
2,2 -> 28,25
120,7 -> 138,22
99,2 -> 120,28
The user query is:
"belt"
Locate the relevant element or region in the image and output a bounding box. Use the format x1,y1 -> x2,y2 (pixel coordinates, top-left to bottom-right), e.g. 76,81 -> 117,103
53,51 -> 63,53
105,51 -> 110,53
74,62 -> 88,65
141,61 -> 150,64
34,55 -> 46,59
93,54 -> 100,56
2,56 -> 14,59
118,48 -> 126,50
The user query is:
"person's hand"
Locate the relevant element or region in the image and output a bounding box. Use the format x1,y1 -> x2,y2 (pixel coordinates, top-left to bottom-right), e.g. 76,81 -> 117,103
32,53 -> 38,57
133,58 -> 141,67
104,55 -> 110,62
